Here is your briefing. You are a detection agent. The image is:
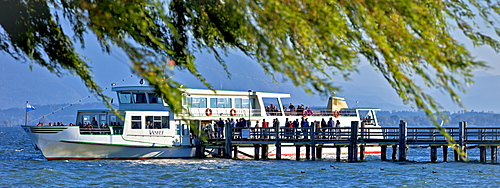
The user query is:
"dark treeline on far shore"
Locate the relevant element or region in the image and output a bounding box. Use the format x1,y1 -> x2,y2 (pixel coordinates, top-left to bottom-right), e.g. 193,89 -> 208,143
1,103 -> 500,126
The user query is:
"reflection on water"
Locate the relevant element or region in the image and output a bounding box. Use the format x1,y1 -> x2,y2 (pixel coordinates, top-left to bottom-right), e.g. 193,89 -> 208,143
1,126 -> 499,187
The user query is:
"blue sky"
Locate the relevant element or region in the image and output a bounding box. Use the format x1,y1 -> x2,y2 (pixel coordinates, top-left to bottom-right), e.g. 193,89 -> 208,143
2,22 -> 500,113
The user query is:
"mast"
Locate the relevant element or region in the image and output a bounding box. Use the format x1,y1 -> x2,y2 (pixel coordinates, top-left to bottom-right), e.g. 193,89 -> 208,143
25,101 -> 28,126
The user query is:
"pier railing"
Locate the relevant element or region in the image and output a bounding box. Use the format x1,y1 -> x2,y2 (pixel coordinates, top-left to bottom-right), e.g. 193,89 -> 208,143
204,121 -> 500,162
210,125 -> 500,143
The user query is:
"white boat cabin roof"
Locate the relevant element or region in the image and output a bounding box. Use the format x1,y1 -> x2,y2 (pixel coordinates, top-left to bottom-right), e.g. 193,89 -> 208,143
111,86 -> 290,98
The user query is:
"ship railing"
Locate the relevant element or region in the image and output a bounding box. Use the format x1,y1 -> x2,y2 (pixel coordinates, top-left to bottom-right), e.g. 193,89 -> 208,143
282,109 -> 357,117
182,108 -> 262,117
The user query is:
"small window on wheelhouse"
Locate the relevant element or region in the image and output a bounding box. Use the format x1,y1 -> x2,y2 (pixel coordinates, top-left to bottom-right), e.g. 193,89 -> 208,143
131,116 -> 142,129
133,92 -> 147,103
148,93 -> 162,103
118,92 -> 132,104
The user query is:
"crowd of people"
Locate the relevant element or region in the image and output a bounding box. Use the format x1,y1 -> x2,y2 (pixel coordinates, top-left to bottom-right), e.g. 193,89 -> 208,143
265,103 -> 316,116
35,119 -> 123,129
204,116 -> 342,139
36,122 -> 74,126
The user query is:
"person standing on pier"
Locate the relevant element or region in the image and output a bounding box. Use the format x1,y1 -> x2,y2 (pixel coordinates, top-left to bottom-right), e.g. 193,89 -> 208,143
262,119 -> 269,139
321,118 -> 327,139
327,117 -> 334,139
293,119 -> 300,139
303,118 -> 310,139
284,118 -> 290,139
335,120 -> 341,139
217,118 -> 225,138
273,118 -> 280,135
254,120 -> 260,139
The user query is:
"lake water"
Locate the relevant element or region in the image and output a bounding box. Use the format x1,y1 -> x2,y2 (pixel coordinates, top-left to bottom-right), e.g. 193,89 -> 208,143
1,126 -> 499,187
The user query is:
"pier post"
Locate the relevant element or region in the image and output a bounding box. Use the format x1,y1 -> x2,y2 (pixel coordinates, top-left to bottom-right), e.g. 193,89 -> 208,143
262,144 -> 269,160
233,145 -> 239,159
305,145 -> 311,160
491,146 -> 497,163
381,145 -> 387,161
458,121 -> 467,161
311,123 -> 316,161
392,145 -> 397,160
360,145 -> 365,161
443,145 -> 448,162
275,126 -> 281,160
430,146 -> 437,163
348,121 -> 359,162
276,143 -> 282,160
316,145 -> 323,159
254,144 -> 260,160
224,122 -> 232,159
398,120 -> 407,162
336,145 -> 341,162
296,145 -> 301,161
195,120 -> 204,158
480,146 -> 487,163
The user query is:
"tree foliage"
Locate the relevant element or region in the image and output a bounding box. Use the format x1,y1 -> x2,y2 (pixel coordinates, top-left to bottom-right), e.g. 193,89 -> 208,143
1,0 -> 500,124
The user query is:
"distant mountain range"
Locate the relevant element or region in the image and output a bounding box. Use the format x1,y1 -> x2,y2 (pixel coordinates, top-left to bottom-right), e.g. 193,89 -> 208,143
1,52 -> 500,113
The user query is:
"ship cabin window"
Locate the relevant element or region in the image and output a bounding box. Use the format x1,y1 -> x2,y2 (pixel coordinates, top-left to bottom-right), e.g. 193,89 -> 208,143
109,115 -> 123,126
99,114 -> 106,125
235,98 -> 255,109
145,116 -> 169,129
263,97 -> 281,116
148,93 -> 162,103
118,92 -> 132,104
131,116 -> 142,129
82,115 -> 90,124
186,97 -> 207,108
133,92 -> 147,103
118,92 -> 162,104
210,98 -> 232,108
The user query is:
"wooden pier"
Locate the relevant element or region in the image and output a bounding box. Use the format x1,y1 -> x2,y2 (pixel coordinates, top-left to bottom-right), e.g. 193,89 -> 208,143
201,121 -> 500,163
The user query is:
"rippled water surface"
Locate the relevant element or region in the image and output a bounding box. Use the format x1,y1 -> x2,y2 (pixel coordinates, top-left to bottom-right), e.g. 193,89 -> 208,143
1,126 -> 499,187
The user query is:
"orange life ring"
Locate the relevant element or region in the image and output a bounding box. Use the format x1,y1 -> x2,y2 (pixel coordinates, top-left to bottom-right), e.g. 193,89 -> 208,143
302,110 -> 308,117
333,110 -> 340,118
205,108 -> 213,116
230,108 -> 237,116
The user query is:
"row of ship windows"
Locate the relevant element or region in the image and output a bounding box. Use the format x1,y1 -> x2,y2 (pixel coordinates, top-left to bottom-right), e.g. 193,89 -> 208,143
118,92 -> 163,104
184,97 -> 256,109
118,92 -> 257,110
131,116 -> 170,129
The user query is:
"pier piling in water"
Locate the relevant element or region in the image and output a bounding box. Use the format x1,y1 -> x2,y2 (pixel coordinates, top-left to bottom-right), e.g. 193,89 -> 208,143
381,145 -> 387,161
348,121 -> 359,162
392,145 -> 397,160
492,146 -> 498,163
430,146 -> 438,162
336,145 -> 341,162
296,145 -> 301,161
254,144 -> 260,160
398,120 -> 407,162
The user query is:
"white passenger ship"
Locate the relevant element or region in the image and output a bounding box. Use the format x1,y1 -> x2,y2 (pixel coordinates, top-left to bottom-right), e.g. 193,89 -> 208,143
22,85 -> 380,160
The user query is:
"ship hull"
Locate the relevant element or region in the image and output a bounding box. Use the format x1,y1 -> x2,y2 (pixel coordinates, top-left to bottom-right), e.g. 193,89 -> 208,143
22,126 -> 196,160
